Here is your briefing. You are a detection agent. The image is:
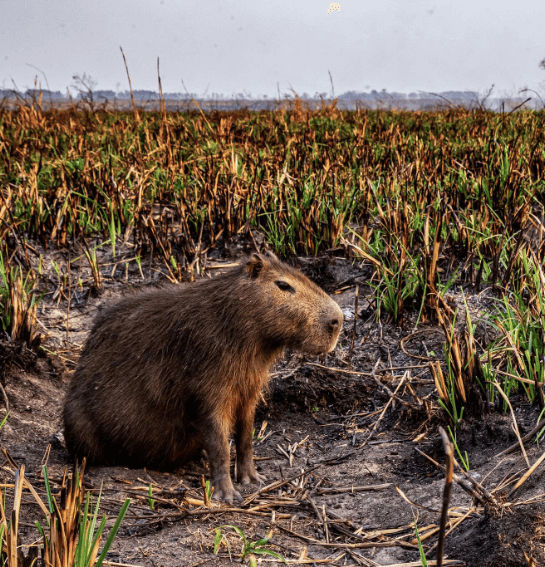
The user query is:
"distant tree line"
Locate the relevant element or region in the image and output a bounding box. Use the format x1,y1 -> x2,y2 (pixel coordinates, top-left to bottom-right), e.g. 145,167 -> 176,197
17,88 -> 480,103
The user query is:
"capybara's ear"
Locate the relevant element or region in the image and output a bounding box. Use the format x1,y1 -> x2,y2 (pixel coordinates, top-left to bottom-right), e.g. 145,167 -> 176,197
246,253 -> 266,278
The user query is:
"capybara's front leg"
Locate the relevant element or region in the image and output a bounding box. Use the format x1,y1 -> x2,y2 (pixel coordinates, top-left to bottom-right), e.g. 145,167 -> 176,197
203,417 -> 242,504
235,403 -> 266,485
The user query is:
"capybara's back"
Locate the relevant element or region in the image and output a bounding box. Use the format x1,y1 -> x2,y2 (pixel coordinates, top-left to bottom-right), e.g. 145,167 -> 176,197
64,252 -> 343,502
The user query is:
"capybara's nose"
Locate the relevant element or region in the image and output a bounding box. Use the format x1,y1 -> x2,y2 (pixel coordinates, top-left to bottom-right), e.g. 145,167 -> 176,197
328,318 -> 341,334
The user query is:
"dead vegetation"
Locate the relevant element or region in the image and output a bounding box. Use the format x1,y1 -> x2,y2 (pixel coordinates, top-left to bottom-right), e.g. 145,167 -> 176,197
1,97 -> 545,565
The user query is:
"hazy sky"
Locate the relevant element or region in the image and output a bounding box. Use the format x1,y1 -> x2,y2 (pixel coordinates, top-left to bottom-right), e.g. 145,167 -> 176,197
2,0 -> 545,98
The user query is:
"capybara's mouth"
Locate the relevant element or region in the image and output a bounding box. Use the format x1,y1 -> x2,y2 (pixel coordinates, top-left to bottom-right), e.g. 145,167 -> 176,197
326,340 -> 341,354
303,342 -> 338,356
305,350 -> 328,357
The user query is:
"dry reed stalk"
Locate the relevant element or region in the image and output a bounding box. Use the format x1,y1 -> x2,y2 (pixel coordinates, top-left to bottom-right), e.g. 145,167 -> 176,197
401,329 -> 438,361
414,448 -> 493,506
508,449 -> 545,498
278,525 -> 418,550
424,508 -> 477,559
435,427 -> 454,567
41,460 -> 87,567
494,381 -> 530,468
437,308 -> 466,403
382,562 -> 463,567
304,361 -> 428,376
339,237 -> 392,274
200,474 -> 214,506
315,484 -> 391,495
360,368 -> 409,448
9,465 -> 25,567
120,47 -> 138,123
496,416 -> 545,457
429,361 -> 449,406
348,284 -> 359,364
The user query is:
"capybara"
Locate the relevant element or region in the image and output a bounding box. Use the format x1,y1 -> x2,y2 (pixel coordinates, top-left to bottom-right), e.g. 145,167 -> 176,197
64,252 -> 343,502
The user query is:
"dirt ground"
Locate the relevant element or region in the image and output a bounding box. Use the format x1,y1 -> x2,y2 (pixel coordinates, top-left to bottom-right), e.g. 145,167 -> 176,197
2,239 -> 545,567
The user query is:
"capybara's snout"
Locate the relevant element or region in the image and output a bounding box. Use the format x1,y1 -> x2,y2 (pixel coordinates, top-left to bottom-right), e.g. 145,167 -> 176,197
299,300 -> 344,355
327,312 -> 342,336
324,301 -> 344,352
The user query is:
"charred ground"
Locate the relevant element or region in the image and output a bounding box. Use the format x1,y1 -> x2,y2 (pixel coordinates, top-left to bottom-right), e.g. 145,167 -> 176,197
1,241 -> 544,567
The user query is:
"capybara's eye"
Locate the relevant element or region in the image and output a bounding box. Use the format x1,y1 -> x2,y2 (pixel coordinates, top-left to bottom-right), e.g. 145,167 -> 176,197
275,280 -> 295,293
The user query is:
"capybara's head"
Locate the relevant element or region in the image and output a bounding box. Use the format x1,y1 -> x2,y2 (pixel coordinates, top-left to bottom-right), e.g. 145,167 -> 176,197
242,252 -> 343,355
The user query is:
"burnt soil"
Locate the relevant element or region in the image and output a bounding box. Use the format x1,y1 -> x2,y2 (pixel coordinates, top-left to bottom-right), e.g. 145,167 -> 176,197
2,241 -> 545,567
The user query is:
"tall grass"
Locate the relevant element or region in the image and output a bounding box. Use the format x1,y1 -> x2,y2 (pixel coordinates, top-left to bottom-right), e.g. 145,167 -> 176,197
1,104 -> 543,266
0,460 -> 130,567
2,98 -> 545,413
0,248 -> 41,346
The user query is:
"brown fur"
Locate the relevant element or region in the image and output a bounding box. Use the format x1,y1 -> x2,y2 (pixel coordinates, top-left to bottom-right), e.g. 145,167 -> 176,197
63,253 -> 343,502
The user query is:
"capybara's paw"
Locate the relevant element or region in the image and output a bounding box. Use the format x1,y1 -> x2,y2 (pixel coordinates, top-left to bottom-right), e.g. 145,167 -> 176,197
237,466 -> 266,485
212,482 -> 243,504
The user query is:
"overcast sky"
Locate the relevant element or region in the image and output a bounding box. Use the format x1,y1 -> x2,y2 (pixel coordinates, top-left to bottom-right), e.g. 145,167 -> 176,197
2,0 -> 545,98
